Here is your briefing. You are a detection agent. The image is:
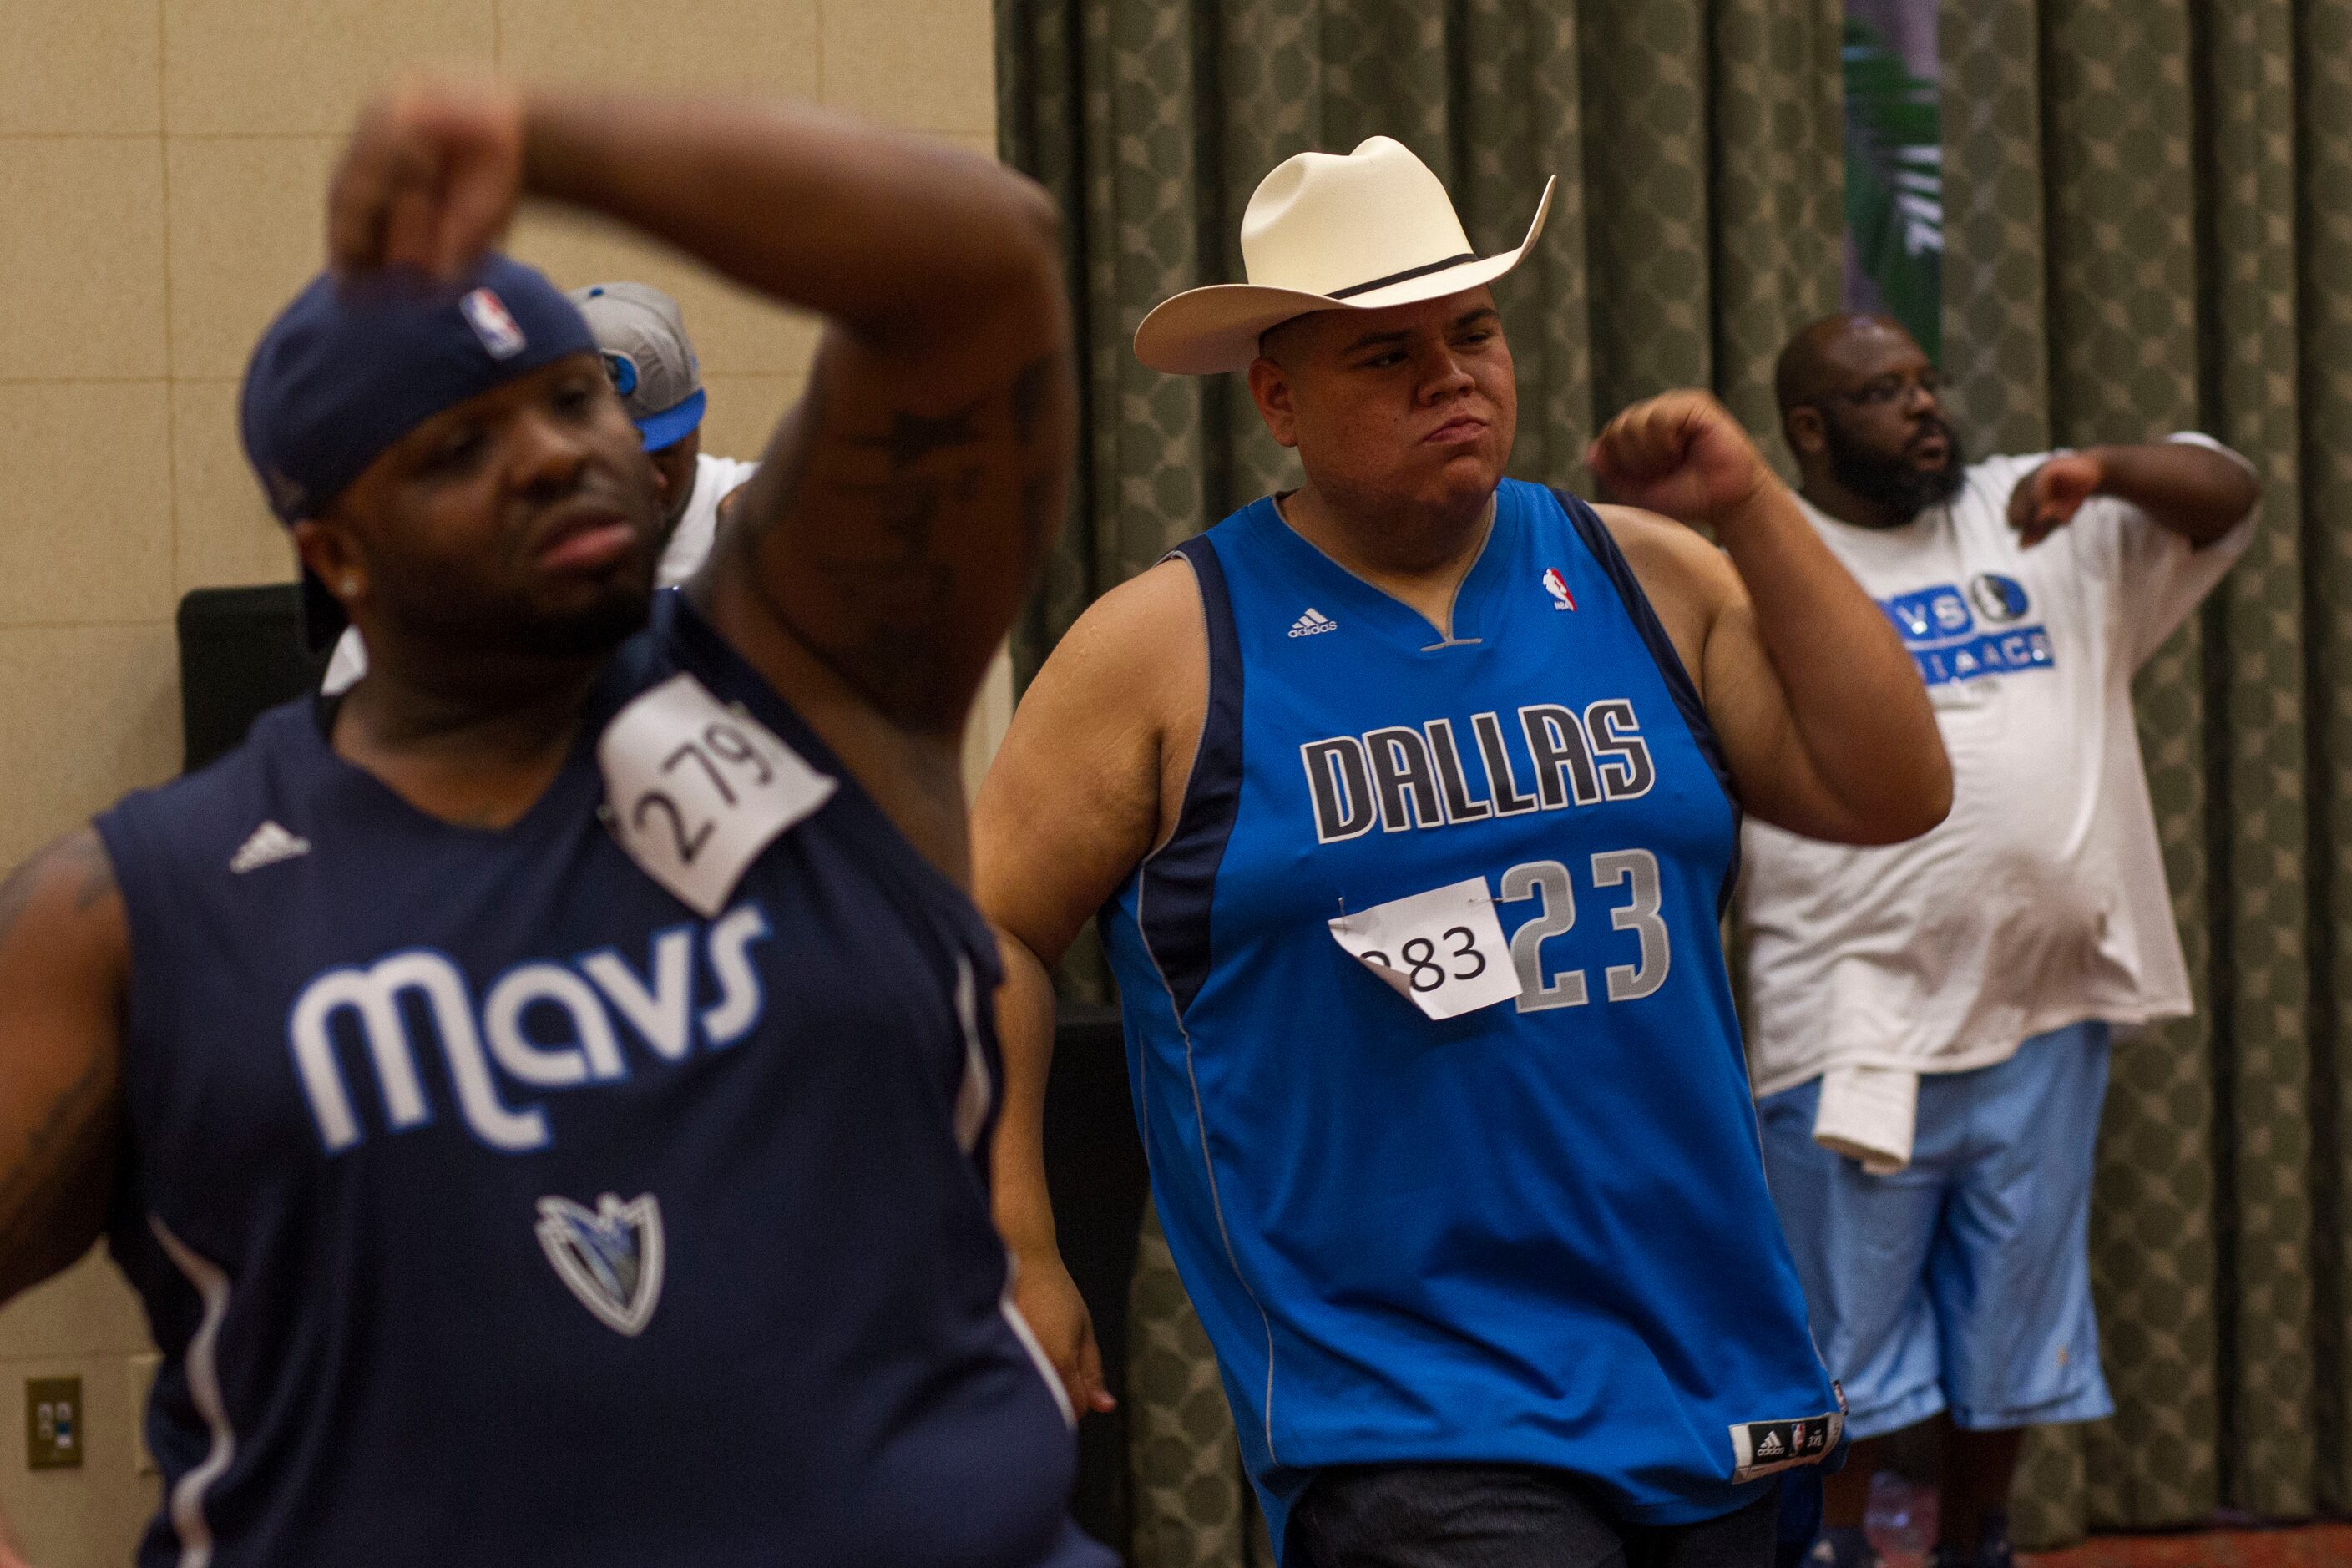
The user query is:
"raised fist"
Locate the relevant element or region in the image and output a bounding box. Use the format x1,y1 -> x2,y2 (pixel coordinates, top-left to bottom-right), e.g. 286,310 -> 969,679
2006,452 -> 2105,547
1586,390 -> 1775,534
328,76 -> 526,281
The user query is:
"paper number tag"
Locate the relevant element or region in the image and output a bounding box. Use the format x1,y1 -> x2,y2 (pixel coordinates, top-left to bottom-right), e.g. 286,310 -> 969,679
598,673 -> 837,916
1327,877 -> 1521,1020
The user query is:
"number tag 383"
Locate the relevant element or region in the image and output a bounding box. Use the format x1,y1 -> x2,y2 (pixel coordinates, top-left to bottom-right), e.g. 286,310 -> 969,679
1327,878 -> 1522,1020
599,673 -> 837,917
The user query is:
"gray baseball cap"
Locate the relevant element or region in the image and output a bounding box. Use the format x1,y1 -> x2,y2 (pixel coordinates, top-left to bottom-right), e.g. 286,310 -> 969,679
568,281 -> 706,450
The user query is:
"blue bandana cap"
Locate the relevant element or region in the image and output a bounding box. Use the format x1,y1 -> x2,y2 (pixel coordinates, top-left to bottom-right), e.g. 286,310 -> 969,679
239,255 -> 598,524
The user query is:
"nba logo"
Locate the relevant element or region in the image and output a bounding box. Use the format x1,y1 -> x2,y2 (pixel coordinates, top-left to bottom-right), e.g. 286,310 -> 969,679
460,287 -> 528,360
1541,567 -> 1576,612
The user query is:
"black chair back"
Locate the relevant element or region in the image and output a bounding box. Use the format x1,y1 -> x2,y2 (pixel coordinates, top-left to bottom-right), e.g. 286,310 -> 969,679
1045,1004 -> 1150,1557
177,584 -> 327,771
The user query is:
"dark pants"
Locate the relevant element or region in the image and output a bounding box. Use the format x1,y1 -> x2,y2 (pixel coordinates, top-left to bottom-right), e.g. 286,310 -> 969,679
1291,1464 -> 1781,1568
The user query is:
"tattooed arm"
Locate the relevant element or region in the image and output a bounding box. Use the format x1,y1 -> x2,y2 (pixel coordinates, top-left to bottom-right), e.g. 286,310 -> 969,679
0,829 -> 126,1307
326,79 -> 1072,873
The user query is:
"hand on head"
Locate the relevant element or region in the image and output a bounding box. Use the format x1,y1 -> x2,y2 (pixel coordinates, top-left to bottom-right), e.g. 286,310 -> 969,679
329,76 -> 525,281
1587,390 -> 1775,533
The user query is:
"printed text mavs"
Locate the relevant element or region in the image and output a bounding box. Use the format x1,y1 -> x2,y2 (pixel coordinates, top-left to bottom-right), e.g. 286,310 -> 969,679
289,903 -> 771,1154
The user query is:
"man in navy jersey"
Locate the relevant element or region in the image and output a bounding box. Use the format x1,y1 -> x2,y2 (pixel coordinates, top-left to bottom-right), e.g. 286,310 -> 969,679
974,137 -> 1952,1565
0,78 -> 1105,1565
316,277 -> 755,697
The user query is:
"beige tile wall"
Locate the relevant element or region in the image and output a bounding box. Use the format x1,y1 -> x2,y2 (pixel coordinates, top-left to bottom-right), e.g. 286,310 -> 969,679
0,2 -> 1000,1561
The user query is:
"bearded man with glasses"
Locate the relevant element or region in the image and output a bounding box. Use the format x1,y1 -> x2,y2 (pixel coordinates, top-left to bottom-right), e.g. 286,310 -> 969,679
1743,313 -> 2261,1568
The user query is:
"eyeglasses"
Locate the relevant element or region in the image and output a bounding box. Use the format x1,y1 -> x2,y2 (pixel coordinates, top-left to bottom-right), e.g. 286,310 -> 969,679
1836,370 -> 1945,407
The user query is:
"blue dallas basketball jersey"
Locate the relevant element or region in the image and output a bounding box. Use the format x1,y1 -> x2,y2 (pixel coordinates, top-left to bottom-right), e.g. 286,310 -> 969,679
93,591 -> 1108,1568
1100,479 -> 1840,1555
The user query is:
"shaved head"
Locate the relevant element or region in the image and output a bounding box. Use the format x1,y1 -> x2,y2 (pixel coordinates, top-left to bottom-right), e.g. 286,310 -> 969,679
1773,311 -> 1963,526
1774,313 -> 1918,418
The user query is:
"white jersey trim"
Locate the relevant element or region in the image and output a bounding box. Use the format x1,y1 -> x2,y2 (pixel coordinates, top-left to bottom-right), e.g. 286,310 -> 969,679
150,1216 -> 236,1568
1126,548 -> 1282,1465
999,1269 -> 1080,1430
950,955 -> 994,1155
1136,870 -> 1282,1466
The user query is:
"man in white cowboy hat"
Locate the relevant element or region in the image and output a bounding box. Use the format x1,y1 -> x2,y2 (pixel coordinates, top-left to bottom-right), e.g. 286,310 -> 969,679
974,135 -> 1953,1565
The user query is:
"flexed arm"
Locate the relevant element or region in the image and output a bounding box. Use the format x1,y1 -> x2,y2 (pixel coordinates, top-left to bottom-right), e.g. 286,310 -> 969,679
513,92 -> 1074,735
1590,391 -> 1953,845
326,80 -> 1075,869
2008,439 -> 2259,549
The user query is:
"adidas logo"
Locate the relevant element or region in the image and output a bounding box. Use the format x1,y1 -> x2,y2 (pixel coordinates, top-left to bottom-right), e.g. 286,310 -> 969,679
230,821 -> 311,875
1754,1429 -> 1785,1458
1287,608 -> 1338,639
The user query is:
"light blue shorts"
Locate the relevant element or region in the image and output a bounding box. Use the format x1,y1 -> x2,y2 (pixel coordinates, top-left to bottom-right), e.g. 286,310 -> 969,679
1758,1022 -> 2117,1439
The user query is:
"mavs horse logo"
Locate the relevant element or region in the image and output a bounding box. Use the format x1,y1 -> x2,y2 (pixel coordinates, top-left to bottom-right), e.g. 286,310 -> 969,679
536,1193 -> 665,1336
1969,572 -> 2031,625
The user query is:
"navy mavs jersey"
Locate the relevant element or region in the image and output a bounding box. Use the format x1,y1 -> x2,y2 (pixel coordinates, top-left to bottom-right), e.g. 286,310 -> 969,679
94,592 -> 1107,1568
1101,480 -> 1839,1553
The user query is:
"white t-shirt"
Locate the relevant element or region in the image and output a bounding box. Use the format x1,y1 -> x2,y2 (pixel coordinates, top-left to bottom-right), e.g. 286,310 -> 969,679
1739,437 -> 2256,1098
321,452 -> 756,696
655,452 -> 759,589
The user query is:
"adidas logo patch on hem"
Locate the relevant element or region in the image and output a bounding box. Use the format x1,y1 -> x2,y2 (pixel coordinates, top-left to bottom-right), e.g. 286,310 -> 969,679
1287,608 -> 1338,639
1728,1410 -> 1840,1481
230,821 -> 311,874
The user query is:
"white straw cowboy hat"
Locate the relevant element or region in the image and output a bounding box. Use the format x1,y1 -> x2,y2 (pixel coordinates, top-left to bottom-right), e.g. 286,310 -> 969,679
1134,135 -> 1554,376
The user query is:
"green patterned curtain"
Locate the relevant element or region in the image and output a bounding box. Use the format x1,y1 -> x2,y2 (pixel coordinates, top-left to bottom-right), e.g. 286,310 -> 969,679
994,3 -> 1846,1560
994,0 -> 1847,682
1001,0 -> 2352,1560
1940,0 -> 2352,1548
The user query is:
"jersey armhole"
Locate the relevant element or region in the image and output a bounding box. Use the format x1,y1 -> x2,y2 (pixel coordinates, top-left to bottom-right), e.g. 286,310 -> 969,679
1125,536 -> 1244,1020
1550,488 -> 1743,913
89,805 -> 170,1184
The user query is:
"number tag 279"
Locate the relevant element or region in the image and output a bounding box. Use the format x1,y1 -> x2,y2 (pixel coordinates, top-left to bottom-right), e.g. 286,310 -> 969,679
1326,878 -> 1523,1021
598,673 -> 837,917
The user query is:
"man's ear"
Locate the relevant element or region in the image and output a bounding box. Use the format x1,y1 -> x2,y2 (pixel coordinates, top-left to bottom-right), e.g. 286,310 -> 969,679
290,518 -> 365,609
1247,356 -> 1301,450
1783,407 -> 1828,460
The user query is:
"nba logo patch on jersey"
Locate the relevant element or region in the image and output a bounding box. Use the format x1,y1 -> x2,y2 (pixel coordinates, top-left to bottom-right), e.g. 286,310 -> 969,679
1541,567 -> 1576,611
536,1192 -> 665,1336
460,287 -> 528,360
